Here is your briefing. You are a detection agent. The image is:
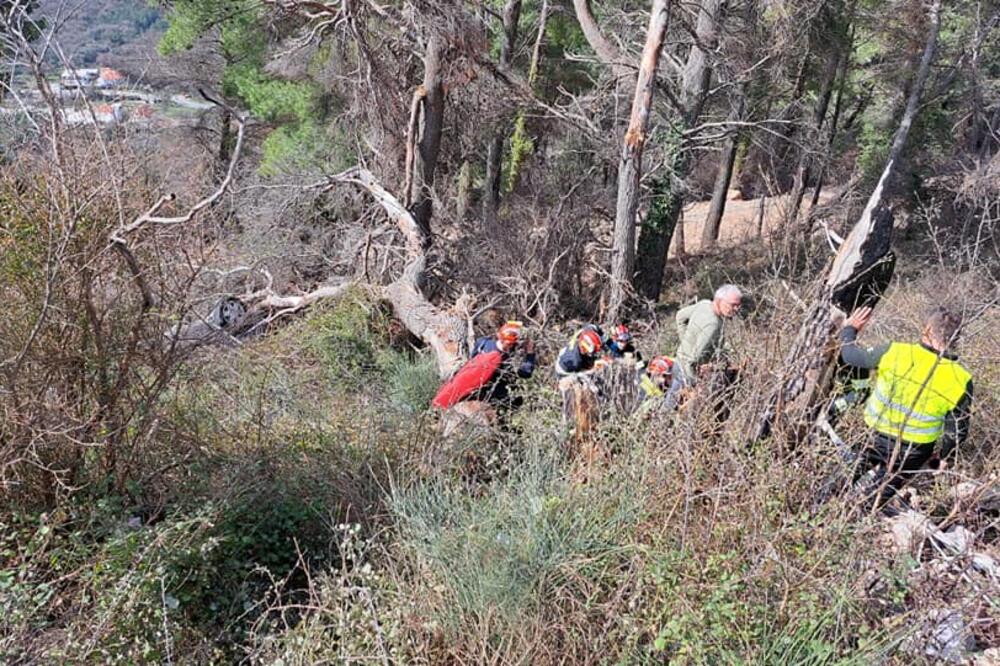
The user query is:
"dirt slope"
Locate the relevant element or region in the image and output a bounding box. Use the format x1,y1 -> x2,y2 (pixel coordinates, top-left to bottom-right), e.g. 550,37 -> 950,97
670,187 -> 840,256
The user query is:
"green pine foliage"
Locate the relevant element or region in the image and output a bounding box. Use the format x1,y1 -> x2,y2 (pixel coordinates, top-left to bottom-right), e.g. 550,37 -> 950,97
159,0 -> 331,175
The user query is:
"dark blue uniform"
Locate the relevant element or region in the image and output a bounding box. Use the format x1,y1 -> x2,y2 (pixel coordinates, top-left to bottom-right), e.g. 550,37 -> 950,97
556,346 -> 596,375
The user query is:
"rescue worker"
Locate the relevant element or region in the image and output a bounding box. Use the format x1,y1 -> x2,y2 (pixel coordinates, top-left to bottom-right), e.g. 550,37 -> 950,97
665,284 -> 743,408
840,305 -> 973,498
555,326 -> 606,378
608,324 -> 641,361
469,320 -> 536,408
638,356 -> 673,400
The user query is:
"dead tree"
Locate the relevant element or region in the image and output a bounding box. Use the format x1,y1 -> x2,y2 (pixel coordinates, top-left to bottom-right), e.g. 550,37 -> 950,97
483,0 -> 522,215
633,0 -> 723,301
173,35 -> 466,378
195,167 -> 467,378
404,35 -> 445,245
607,0 -> 671,322
754,0 -> 942,443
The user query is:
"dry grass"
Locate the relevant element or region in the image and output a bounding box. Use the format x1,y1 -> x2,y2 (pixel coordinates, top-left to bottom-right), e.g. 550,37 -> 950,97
2,232 -> 997,663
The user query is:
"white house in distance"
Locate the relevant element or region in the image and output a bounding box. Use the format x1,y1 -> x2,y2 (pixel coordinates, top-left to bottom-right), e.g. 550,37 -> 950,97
59,67 -> 125,89
60,68 -> 99,88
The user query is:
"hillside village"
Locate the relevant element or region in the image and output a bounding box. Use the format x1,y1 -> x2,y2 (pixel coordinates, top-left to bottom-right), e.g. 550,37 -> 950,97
2,64 -> 212,128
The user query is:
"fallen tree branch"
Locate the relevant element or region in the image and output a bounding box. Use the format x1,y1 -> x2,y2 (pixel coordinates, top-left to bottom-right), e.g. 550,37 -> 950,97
241,166 -> 466,376
110,104 -> 248,311
113,114 -> 246,238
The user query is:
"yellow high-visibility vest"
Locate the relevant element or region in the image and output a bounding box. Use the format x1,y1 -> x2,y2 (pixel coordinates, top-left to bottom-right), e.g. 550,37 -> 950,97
638,373 -> 664,399
864,342 -> 971,445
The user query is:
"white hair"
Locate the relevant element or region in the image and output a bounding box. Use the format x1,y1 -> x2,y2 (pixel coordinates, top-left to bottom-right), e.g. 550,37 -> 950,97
714,284 -> 742,301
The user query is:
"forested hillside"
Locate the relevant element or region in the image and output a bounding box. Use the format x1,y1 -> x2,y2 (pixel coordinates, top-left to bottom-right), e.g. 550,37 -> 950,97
2,0 -> 999,663
36,0 -> 163,65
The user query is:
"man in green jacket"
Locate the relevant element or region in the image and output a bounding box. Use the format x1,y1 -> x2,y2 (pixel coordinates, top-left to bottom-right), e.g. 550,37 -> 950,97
665,284 -> 743,408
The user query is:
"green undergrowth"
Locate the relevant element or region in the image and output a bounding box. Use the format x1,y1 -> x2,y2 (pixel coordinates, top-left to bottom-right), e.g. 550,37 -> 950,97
0,292 -> 432,661
391,442 -> 645,634
5,282 -> 993,662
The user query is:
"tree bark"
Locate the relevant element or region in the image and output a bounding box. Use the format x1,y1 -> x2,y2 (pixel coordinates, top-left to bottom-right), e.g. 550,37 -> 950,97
408,36 -> 445,246
214,168 -> 467,377
633,0 -> 723,301
484,0 -> 522,214
215,34 -> 465,377
218,108 -> 232,167
572,0 -> 632,80
606,0 -> 671,322
701,95 -> 745,248
808,37 -> 852,210
785,49 -> 841,229
754,0 -> 942,444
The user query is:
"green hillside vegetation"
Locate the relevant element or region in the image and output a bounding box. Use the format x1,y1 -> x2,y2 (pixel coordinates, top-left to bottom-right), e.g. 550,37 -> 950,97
1,0 -> 999,662
37,0 -> 163,65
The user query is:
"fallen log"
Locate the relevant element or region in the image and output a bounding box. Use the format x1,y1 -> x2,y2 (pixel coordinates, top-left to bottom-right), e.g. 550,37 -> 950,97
168,38 -> 466,376
168,168 -> 466,378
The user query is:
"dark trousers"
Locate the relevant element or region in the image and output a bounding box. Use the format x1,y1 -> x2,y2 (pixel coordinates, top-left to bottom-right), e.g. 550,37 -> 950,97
856,433 -> 935,497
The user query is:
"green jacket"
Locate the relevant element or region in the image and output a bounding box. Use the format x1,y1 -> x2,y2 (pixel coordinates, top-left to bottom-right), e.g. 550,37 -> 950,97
675,300 -> 724,385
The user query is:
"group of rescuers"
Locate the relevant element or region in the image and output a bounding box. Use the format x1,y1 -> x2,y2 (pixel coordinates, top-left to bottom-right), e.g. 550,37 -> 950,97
438,282 -> 974,503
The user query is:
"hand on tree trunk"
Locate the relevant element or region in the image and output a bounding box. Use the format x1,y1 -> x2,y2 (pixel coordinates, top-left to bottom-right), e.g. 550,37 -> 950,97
844,306 -> 873,332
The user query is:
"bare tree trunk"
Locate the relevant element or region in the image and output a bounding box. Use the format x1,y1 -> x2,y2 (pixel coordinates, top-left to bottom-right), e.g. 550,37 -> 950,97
407,36 -> 445,246
505,0 -> 549,193
572,0 -> 632,80
809,37 -> 852,210
785,49 -> 841,228
674,206 -> 686,259
701,96 -> 745,248
484,0 -> 522,215
754,0 -> 942,444
234,168 -> 467,378
224,35 -> 465,377
218,108 -> 232,166
755,191 -> 766,237
633,0 -> 723,301
969,4 -> 987,156
737,52 -> 809,198
606,0 -> 671,322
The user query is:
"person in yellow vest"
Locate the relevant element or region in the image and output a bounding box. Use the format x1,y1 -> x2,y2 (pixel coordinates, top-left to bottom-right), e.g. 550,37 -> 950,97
638,356 -> 674,401
634,356 -> 674,417
841,305 -> 973,496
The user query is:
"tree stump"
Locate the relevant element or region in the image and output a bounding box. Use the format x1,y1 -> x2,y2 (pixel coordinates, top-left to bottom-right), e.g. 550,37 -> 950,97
755,204 -> 896,445
557,359 -> 646,480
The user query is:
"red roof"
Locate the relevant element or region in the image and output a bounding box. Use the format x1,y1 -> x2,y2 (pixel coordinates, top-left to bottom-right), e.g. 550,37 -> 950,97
99,68 -> 124,81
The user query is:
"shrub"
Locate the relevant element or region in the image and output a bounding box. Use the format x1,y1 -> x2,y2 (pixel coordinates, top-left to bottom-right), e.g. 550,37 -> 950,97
390,443 -> 644,637
305,294 -> 392,388
378,349 -> 440,414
